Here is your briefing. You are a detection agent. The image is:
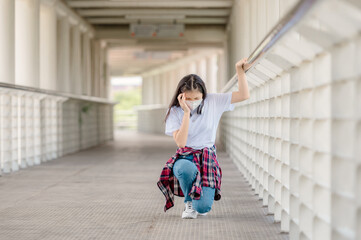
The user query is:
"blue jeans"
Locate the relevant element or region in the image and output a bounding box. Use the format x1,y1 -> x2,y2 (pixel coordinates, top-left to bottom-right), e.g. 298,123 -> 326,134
172,154 -> 215,214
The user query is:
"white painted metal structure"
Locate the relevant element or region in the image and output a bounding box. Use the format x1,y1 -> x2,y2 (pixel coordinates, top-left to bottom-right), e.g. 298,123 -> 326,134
220,0 -> 361,239
0,0 -> 360,239
0,0 -> 114,174
138,0 -> 361,238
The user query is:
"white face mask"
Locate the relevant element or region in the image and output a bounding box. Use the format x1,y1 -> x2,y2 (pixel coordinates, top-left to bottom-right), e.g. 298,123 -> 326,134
185,99 -> 202,111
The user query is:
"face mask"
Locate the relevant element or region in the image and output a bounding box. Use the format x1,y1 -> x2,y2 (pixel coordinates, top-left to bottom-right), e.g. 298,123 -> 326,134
185,99 -> 202,111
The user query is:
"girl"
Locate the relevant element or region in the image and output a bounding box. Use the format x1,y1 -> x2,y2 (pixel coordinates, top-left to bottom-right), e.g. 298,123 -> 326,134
157,58 -> 250,219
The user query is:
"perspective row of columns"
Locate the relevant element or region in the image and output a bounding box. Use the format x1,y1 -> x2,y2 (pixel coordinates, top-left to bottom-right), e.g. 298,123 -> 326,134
0,0 -> 110,99
141,50 -> 227,106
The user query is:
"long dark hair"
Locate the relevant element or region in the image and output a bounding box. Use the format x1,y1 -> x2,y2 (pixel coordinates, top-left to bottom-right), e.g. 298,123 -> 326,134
164,74 -> 207,123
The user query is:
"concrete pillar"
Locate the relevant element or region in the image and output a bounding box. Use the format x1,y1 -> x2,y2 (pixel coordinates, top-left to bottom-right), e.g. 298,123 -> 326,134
169,70 -> 177,103
82,32 -> 92,96
141,76 -> 148,105
217,50 -> 227,92
163,72 -> 168,105
167,71 -> 173,104
103,47 -> 110,99
101,45 -> 110,99
96,42 -> 110,99
175,68 -> 180,92
206,54 -> 217,93
40,1 -> 57,91
91,40 -> 102,97
146,76 -> 151,104
180,64 -> 188,82
155,75 -> 162,104
0,0 -> 15,84
187,62 -> 197,74
161,72 -> 167,105
80,28 -> 88,96
15,0 -> 40,87
70,19 -> 82,95
91,40 -> 98,97
149,76 -> 155,104
141,77 -> 146,105
196,58 -> 207,81
153,75 -> 158,104
85,34 -> 92,96
56,13 -> 70,93
97,42 -> 102,98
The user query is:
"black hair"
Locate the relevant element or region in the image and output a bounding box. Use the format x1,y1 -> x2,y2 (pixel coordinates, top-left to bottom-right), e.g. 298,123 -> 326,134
164,73 -> 207,123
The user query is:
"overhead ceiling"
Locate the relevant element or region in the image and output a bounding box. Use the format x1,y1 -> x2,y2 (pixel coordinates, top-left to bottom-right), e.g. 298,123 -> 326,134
64,0 -> 233,76
107,47 -> 205,76
65,0 -> 232,26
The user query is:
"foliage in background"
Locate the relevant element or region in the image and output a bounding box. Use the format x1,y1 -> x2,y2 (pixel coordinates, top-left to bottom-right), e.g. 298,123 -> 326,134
79,103 -> 93,125
113,86 -> 141,128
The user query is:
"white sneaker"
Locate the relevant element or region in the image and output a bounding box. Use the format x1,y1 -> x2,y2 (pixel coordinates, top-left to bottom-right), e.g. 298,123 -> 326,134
197,211 -> 208,216
182,201 -> 197,219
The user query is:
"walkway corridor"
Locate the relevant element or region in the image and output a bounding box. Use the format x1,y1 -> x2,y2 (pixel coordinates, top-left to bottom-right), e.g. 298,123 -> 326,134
0,130 -> 288,240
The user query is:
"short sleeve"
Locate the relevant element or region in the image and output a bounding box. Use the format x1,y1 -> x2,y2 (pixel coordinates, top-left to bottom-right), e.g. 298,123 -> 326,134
209,92 -> 235,113
164,107 -> 181,136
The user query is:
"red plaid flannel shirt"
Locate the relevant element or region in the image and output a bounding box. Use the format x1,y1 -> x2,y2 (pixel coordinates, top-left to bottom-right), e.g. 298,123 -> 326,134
157,144 -> 222,212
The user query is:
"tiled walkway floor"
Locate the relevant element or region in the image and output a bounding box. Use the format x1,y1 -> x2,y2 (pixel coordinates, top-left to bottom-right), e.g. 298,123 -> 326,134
0,130 -> 289,240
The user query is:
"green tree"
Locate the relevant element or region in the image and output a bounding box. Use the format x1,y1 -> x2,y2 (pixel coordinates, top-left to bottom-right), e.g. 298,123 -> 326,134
113,86 -> 141,129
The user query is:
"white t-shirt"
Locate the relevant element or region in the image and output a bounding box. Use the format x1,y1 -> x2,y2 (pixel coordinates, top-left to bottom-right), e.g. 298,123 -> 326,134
164,92 -> 235,149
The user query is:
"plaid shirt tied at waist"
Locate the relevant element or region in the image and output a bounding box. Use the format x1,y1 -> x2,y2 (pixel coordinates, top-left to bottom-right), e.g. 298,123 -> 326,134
156,144 -> 222,212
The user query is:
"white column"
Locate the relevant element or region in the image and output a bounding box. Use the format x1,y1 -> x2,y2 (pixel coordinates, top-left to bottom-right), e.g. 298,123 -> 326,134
155,75 -> 161,104
98,41 -> 107,98
180,64 -> 188,83
169,70 -> 177,102
0,0 -> 15,84
152,75 -> 158,104
161,72 -> 167,105
196,58 -> 207,81
92,40 -> 101,97
149,76 -> 155,104
69,20 -> 82,95
56,13 -> 70,93
141,76 -> 147,105
206,54 -> 217,93
87,34 -> 93,96
166,71 -> 171,104
83,32 -> 92,96
80,28 -> 87,96
40,1 -> 57,91
98,42 -> 103,98
15,0 -> 40,87
187,62 -> 197,74
217,50 -> 227,92
101,45 -> 110,99
166,72 -> 172,105
145,77 -> 151,105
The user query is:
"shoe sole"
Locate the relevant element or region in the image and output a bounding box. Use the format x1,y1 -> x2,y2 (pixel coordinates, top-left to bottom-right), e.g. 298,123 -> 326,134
182,212 -> 197,219
197,212 -> 208,216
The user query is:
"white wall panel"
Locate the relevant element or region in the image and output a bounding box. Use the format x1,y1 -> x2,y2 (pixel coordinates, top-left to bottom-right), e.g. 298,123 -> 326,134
221,0 -> 361,239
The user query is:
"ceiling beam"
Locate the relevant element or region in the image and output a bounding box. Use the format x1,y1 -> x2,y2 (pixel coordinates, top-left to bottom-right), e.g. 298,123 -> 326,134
95,26 -> 226,42
67,1 -> 233,8
107,42 -> 224,51
76,8 -> 231,17
87,17 -> 227,24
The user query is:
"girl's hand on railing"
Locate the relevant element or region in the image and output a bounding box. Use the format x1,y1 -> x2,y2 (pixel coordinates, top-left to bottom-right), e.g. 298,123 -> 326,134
235,58 -> 251,72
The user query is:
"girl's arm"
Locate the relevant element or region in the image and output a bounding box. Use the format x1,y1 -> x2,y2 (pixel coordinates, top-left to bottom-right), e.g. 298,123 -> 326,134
173,111 -> 190,148
173,92 -> 191,148
231,58 -> 250,104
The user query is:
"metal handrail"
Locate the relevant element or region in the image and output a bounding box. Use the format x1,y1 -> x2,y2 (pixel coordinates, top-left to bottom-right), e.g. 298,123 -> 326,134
0,82 -> 117,105
221,0 -> 322,93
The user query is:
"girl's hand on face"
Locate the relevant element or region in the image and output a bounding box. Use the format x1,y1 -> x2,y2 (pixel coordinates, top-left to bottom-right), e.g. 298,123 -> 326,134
178,93 -> 191,114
